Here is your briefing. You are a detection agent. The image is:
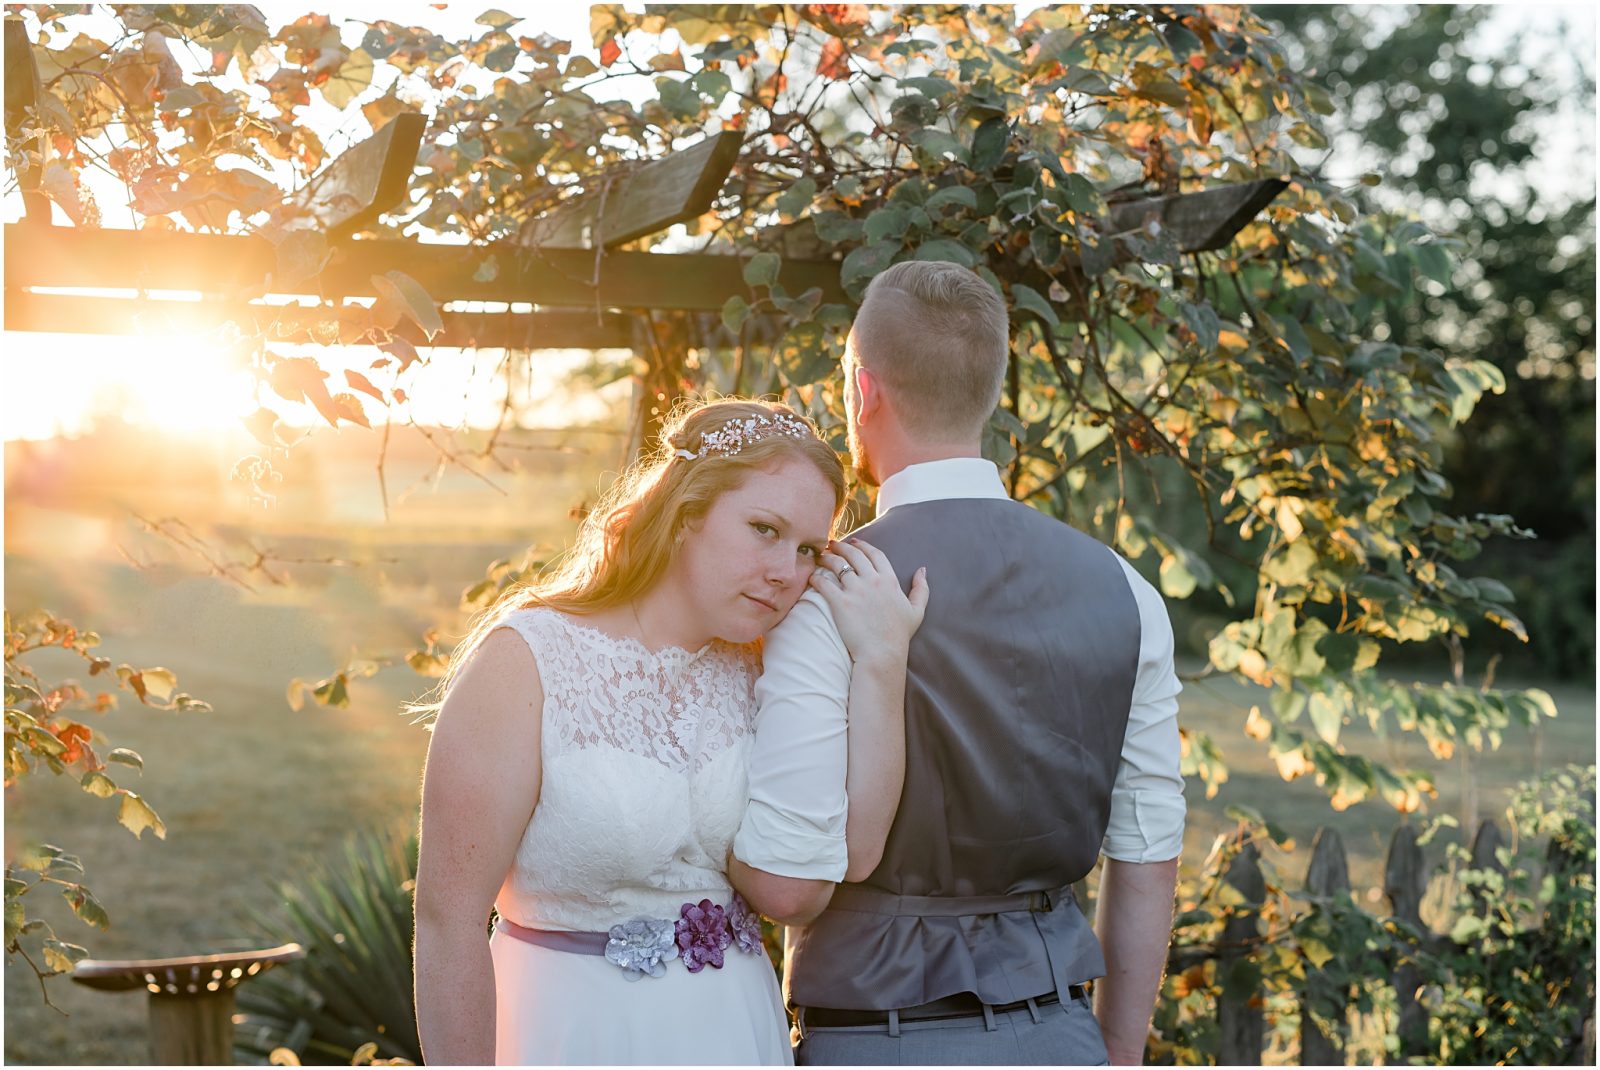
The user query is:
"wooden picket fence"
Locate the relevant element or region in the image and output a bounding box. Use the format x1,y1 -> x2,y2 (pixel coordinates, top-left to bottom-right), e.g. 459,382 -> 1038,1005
1157,819 -> 1596,1065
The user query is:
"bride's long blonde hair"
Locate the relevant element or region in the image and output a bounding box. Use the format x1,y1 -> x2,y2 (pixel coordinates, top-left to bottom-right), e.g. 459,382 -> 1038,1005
409,398 -> 846,721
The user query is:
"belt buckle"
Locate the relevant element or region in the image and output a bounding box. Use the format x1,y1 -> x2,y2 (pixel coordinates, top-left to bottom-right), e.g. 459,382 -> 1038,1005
1027,889 -> 1053,912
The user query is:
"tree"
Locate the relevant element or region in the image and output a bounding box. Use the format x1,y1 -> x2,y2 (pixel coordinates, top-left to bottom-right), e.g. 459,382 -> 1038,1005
1268,5 -> 1596,678
3,610 -> 208,1002
3,1 -> 1562,906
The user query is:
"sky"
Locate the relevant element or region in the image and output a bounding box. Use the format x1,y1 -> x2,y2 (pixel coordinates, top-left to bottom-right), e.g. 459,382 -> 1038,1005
1,2 -> 1595,443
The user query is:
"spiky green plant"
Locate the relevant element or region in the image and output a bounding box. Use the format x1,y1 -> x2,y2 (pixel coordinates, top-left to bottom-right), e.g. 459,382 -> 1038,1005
234,825 -> 420,1065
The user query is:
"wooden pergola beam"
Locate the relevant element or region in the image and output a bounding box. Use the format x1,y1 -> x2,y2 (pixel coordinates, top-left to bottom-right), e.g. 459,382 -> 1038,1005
521,130 -> 742,250
3,224 -> 848,311
3,290 -> 639,349
289,112 -> 427,238
1105,178 -> 1288,252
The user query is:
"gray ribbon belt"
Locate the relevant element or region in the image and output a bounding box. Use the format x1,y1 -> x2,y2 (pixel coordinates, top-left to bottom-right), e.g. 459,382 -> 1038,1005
494,916 -> 608,954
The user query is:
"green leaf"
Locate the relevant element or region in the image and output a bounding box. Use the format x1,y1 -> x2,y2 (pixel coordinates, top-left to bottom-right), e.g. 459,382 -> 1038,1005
926,185 -> 978,214
900,75 -> 957,99
1315,632 -> 1362,675
322,48 -> 375,109
43,938 -> 88,974
775,177 -> 817,221
1179,301 -> 1221,353
1470,577 -> 1514,604
969,116 -> 1009,172
1308,691 -> 1344,745
371,271 -> 443,339
274,230 -> 330,287
841,242 -> 898,289
864,205 -> 911,243
910,128 -> 966,163
772,321 -> 835,387
1521,688 -> 1558,719
117,792 -> 167,840
811,211 -> 864,243
721,294 -> 750,333
1411,242 -> 1453,286
63,885 -> 110,930
4,896 -> 23,946
912,239 -> 976,267
1011,283 -> 1060,328
742,252 -> 781,288
1159,552 -> 1197,599
476,8 -> 520,28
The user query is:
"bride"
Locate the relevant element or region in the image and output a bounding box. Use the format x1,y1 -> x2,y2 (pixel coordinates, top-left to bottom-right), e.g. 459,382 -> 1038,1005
410,398 -> 927,1064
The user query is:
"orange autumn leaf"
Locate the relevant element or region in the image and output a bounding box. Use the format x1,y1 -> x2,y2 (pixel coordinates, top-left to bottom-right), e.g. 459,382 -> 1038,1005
599,37 -> 621,67
817,37 -> 851,81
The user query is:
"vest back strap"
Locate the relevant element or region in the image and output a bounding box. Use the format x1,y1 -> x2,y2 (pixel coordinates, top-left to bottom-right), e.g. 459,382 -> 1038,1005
827,884 -> 1074,918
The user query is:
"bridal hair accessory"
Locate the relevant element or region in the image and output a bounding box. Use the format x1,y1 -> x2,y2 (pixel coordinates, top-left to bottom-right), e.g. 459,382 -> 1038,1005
674,412 -> 811,461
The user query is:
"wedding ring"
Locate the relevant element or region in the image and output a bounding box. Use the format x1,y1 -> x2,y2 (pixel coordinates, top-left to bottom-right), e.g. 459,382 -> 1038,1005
837,566 -> 857,578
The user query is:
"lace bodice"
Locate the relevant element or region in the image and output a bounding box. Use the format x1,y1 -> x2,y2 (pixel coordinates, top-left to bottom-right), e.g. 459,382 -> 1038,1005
489,607 -> 760,932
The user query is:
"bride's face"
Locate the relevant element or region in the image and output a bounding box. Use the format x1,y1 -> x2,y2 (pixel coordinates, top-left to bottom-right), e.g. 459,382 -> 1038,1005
671,456 -> 836,644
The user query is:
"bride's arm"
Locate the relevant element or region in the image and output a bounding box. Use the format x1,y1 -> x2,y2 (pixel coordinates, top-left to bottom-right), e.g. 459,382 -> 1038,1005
816,539 -> 927,882
413,628 -> 543,1066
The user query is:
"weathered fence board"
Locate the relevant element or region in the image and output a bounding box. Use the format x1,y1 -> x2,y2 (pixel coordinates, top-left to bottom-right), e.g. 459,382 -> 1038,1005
1383,822 -> 1431,1061
1300,827 -> 1351,1065
1217,837 -> 1266,1065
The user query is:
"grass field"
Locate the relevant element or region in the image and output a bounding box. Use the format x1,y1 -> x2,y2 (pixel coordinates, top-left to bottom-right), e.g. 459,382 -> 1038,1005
4,430 -> 1594,1064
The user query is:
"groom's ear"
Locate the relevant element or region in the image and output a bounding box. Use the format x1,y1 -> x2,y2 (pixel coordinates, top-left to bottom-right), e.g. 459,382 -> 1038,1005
853,364 -> 883,423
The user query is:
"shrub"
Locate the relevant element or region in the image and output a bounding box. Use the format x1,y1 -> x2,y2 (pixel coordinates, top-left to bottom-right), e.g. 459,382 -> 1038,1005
234,826 -> 420,1065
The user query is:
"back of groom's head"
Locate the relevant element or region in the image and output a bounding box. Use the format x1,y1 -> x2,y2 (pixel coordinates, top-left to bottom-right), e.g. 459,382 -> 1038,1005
851,260 -> 1009,442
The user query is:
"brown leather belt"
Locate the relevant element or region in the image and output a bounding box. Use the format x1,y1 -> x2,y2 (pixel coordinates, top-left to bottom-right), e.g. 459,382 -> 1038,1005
803,985 -> 1088,1028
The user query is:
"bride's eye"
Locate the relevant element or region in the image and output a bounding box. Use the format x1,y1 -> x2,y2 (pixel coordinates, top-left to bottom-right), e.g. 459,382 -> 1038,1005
798,544 -> 821,559
751,522 -> 776,538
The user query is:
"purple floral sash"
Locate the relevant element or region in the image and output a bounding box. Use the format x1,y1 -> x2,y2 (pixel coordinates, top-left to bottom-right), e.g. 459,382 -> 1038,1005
496,894 -> 764,981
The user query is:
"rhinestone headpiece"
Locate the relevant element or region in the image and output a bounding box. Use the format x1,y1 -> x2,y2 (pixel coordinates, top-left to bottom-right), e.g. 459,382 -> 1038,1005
675,412 -> 812,461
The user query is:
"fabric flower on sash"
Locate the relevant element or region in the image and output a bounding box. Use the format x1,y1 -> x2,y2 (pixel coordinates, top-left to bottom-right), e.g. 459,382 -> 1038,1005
605,917 -> 679,981
729,893 -> 763,955
675,899 -> 734,972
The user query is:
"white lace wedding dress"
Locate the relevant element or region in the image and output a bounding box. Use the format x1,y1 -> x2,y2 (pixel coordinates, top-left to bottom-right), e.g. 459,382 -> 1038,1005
485,607 -> 792,1065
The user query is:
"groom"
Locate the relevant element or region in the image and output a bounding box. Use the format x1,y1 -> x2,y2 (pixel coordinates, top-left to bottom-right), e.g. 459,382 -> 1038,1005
729,260 -> 1185,1065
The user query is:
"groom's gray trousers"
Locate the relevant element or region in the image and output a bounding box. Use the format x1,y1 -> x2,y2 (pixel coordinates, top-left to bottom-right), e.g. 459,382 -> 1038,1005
793,988 -> 1110,1065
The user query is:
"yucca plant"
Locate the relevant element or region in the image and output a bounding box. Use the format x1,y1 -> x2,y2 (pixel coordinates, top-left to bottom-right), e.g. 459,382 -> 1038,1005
234,825 -> 420,1065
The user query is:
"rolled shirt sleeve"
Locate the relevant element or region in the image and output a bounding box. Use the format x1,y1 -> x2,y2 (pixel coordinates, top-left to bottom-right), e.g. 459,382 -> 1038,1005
1103,556 -> 1187,863
732,590 -> 852,881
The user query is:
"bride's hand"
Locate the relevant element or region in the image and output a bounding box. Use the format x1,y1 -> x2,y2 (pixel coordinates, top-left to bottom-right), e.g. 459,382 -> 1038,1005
807,538 -> 929,666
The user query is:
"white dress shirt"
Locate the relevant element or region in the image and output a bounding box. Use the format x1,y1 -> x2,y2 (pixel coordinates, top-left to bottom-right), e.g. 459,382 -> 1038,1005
732,457 -> 1187,881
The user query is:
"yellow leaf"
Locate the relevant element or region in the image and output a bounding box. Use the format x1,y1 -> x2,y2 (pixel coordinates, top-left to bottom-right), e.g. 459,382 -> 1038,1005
140,667 -> 176,702
1426,734 -> 1454,760
287,679 -> 307,711
1238,649 -> 1273,687
1217,329 -> 1249,352
117,792 -> 167,840
1273,746 -> 1314,781
1244,705 -> 1271,741
269,1048 -> 303,1067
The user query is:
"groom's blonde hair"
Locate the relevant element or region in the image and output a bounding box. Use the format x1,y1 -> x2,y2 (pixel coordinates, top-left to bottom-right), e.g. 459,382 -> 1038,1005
850,260 -> 1010,440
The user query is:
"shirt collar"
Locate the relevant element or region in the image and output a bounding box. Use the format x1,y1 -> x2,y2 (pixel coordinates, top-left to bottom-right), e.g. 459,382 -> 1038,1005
874,458 -> 1009,519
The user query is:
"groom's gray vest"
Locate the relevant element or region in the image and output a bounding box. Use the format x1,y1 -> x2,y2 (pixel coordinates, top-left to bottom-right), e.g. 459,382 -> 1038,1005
786,496 -> 1142,1011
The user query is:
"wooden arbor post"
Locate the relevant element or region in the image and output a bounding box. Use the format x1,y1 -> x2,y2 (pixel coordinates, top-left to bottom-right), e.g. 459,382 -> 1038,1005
71,944 -> 304,1064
